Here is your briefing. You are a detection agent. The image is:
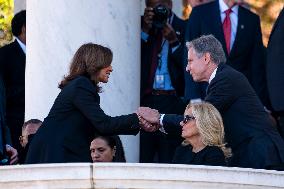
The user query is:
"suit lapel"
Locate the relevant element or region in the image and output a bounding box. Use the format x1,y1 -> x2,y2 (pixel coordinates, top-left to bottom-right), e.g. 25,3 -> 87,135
229,6 -> 246,58
269,8 -> 284,43
210,1 -> 228,57
13,40 -> 26,58
171,14 -> 182,42
207,63 -> 225,94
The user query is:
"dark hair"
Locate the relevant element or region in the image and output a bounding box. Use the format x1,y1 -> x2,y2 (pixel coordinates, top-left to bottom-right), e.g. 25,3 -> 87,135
58,43 -> 113,92
93,135 -> 126,162
23,119 -> 42,128
12,10 -> 26,37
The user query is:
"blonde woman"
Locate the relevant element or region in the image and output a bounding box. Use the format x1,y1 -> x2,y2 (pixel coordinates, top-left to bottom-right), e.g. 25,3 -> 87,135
172,102 -> 231,166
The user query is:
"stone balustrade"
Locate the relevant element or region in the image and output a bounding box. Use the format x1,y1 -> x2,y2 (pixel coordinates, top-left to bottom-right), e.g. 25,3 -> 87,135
0,163 -> 284,189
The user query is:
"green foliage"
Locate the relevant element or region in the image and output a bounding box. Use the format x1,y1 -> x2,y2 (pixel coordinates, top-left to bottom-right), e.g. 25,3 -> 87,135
0,0 -> 14,47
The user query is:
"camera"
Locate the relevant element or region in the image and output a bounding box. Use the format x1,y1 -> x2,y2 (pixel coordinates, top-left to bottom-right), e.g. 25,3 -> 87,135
152,5 -> 171,29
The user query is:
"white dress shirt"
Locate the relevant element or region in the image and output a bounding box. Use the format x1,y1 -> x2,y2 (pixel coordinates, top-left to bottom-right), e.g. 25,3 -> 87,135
209,67 -> 218,84
16,37 -> 26,54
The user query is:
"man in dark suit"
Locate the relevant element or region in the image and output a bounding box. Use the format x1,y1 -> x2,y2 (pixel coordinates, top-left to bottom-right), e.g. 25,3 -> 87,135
140,0 -> 186,163
183,0 -> 268,107
266,7 -> 284,138
0,10 -> 26,152
139,35 -> 284,169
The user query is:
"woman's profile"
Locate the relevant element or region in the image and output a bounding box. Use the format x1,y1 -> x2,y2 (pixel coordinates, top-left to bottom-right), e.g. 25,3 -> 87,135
25,43 -> 144,163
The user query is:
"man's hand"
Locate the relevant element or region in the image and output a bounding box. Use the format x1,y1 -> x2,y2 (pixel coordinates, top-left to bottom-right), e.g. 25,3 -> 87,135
142,7 -> 154,34
162,23 -> 178,44
139,116 -> 160,132
137,107 -> 160,124
6,145 -> 18,165
136,111 -> 159,132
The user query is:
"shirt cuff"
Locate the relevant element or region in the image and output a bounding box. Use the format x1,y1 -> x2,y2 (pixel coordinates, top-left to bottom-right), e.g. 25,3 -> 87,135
171,44 -> 180,53
141,31 -> 149,42
159,114 -> 168,134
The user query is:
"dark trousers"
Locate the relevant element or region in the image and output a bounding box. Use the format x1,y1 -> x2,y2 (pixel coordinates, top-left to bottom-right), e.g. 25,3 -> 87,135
140,94 -> 186,163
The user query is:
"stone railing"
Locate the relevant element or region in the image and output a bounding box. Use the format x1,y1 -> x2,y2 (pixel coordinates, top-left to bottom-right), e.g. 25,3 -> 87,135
0,163 -> 284,189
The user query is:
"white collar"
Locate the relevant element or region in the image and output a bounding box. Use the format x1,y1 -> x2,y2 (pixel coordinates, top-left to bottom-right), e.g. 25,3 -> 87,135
209,67 -> 218,84
219,0 -> 239,14
16,37 -> 26,54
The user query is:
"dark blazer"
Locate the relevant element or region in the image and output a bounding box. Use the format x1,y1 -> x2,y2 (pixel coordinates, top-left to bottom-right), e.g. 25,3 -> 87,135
266,7 -> 284,112
184,1 -> 268,106
25,76 -> 140,164
141,14 -> 186,98
172,145 -> 226,166
164,64 -> 284,169
0,40 -> 25,116
0,40 -> 25,150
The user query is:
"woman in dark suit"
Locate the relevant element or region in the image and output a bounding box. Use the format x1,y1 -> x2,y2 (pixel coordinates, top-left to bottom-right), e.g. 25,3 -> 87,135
25,43 -> 145,163
172,102 -> 231,166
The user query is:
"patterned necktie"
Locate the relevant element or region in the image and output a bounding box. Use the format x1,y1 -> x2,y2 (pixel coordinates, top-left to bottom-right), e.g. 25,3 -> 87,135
223,8 -> 232,54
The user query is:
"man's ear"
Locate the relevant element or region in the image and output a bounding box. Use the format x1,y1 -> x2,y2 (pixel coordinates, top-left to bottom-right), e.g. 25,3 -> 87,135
204,52 -> 211,64
21,25 -> 26,35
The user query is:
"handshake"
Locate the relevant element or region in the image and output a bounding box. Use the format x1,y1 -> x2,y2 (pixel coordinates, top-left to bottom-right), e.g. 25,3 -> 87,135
136,107 -> 161,132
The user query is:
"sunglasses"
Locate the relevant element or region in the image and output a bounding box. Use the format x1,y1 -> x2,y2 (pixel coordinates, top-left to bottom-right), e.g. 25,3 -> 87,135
183,115 -> 195,124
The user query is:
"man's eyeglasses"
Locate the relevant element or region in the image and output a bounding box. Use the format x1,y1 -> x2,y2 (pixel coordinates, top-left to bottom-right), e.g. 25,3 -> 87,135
183,115 -> 195,124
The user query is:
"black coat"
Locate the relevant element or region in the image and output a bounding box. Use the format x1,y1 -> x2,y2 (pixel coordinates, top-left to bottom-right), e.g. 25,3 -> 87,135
141,14 -> 186,98
0,40 -> 25,117
25,76 -> 140,163
0,40 -> 25,150
183,1 -> 268,106
163,64 -> 284,169
173,145 -> 226,166
266,8 -> 284,112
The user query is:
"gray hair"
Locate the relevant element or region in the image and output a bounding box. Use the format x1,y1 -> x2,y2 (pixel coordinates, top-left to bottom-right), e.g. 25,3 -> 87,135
186,35 -> 226,65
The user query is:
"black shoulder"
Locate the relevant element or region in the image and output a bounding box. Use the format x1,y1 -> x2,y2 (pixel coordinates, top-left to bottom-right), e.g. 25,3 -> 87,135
66,76 -> 97,92
239,5 -> 259,21
206,146 -> 224,155
192,1 -> 216,13
72,76 -> 93,85
204,146 -> 226,165
218,64 -> 247,81
0,41 -> 20,56
175,144 -> 190,153
173,14 -> 186,25
0,42 -> 13,52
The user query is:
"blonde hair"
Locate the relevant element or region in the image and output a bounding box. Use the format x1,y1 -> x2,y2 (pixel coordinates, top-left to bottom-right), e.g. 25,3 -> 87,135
185,102 -> 232,158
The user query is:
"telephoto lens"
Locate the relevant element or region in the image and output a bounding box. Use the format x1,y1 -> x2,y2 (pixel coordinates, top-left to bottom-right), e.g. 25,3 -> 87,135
153,4 -> 170,29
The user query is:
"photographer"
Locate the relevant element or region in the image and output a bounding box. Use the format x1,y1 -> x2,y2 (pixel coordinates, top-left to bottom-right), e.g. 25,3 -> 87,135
140,0 -> 186,163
